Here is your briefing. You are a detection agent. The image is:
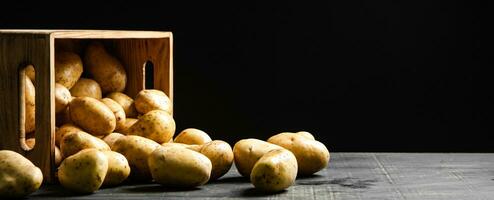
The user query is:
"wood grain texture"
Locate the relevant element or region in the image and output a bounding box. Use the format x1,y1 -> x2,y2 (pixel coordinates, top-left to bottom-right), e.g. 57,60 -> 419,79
0,32 -> 55,181
29,153 -> 494,199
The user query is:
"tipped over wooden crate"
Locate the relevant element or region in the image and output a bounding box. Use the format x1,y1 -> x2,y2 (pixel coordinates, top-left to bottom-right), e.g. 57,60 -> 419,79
0,30 -> 173,182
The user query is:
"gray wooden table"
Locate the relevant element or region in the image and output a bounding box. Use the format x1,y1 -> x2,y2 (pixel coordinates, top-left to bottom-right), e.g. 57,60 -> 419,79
30,153 -> 494,199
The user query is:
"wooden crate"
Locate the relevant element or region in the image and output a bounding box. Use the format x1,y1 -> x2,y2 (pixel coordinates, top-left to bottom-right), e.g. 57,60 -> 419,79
0,30 -> 173,182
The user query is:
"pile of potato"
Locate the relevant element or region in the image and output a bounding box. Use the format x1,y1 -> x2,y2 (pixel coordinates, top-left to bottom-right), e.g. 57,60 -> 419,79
0,40 -> 331,198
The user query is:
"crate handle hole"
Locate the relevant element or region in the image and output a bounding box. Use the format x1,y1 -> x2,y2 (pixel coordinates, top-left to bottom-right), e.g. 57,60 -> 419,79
144,61 -> 154,89
19,65 -> 36,151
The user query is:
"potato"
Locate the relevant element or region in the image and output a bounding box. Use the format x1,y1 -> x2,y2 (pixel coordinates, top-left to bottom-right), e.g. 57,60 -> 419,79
197,140 -> 233,180
233,139 -> 283,177
84,42 -> 127,94
296,131 -> 315,140
103,132 -> 125,149
0,150 -> 43,198
148,146 -> 211,188
25,64 -> 35,82
125,110 -> 175,144
60,131 -> 110,158
55,83 -> 72,114
55,123 -> 82,146
70,78 -> 102,99
102,151 -> 130,186
55,51 -> 83,89
116,118 -> 137,133
101,98 -> 126,131
58,149 -> 108,193
134,89 -> 172,114
25,75 -> 35,134
174,128 -> 212,145
107,92 -> 137,118
56,107 -> 72,126
55,146 -> 62,166
267,132 -> 330,175
112,135 -> 160,181
250,149 -> 298,192
69,97 -> 116,136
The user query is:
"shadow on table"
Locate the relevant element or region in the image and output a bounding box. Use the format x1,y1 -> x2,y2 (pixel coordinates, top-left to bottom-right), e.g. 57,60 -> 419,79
239,188 -> 287,197
122,184 -> 202,193
30,185 -> 96,198
208,176 -> 249,185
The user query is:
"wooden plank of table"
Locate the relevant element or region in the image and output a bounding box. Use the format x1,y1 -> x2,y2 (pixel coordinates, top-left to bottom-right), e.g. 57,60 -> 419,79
30,153 -> 494,199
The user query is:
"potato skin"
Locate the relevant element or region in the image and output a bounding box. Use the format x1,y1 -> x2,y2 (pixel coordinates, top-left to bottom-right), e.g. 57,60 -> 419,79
102,151 -> 130,186
112,135 -> 161,181
107,92 -> 137,118
103,132 -> 125,149
84,42 -> 127,94
70,78 -> 102,99
233,139 -> 283,177
101,98 -> 126,131
174,128 -> 212,145
58,149 -> 108,193
55,51 -> 83,89
25,75 -> 35,133
69,97 -> 116,136
250,149 -> 298,192
116,118 -> 137,133
296,131 -> 315,140
60,131 -> 110,158
0,150 -> 43,198
55,146 -> 62,166
198,140 -> 233,180
25,64 -> 35,82
55,83 -> 72,114
267,132 -> 330,175
148,146 -> 212,188
125,110 -> 175,144
134,89 -> 172,114
55,123 -> 82,146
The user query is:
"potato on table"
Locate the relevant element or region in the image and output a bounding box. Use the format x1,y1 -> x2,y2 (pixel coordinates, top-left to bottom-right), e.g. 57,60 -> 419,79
125,110 -> 175,144
233,139 -> 283,177
196,140 -> 233,180
102,151 -> 130,186
69,97 -> 116,136
55,51 -> 83,89
70,78 -> 102,99
134,89 -> 172,114
58,149 -> 108,193
148,146 -> 211,188
0,150 -> 43,198
84,42 -> 127,94
250,149 -> 298,192
174,128 -> 212,145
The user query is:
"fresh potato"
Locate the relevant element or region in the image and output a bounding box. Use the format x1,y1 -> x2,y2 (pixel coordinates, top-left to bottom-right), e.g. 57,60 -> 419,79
55,51 -> 83,89
25,64 -> 35,82
296,131 -> 315,140
134,89 -> 172,114
55,83 -> 72,114
102,151 -> 130,186
125,110 -> 175,144
56,107 -> 72,126
233,139 -> 283,177
174,128 -> 212,145
103,132 -> 125,149
58,149 -> 108,193
116,118 -> 137,133
107,92 -> 138,118
55,146 -> 62,166
101,98 -> 126,131
112,135 -> 160,181
60,131 -> 110,158
267,132 -> 330,175
84,42 -> 127,94
25,75 -> 35,134
55,123 -> 82,146
69,97 -> 116,136
0,150 -> 43,198
148,146 -> 211,188
70,78 -> 102,99
251,149 -> 298,192
197,140 -> 233,180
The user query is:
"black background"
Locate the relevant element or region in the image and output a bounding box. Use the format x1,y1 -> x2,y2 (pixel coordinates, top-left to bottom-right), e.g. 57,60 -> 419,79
0,1 -> 487,152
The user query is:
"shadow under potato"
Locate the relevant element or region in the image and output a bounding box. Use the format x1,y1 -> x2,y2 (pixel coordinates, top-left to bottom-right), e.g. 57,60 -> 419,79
208,176 -> 250,185
122,184 -> 202,193
240,187 -> 287,197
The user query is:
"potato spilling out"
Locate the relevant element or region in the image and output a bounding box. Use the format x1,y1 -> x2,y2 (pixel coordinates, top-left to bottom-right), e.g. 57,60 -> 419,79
60,131 -> 110,158
55,51 -> 83,89
84,42 -> 127,94
134,89 -> 172,114
250,149 -> 298,192
125,110 -> 175,144
103,132 -> 125,149
102,151 -> 130,186
112,135 -> 161,181
69,97 -> 116,136
106,92 -> 138,118
70,78 -> 102,99
58,149 -> 108,193
233,139 -> 283,177
0,150 -> 43,198
55,123 -> 82,146
267,132 -> 330,176
101,98 -> 126,131
148,146 -> 212,188
174,128 -> 212,145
